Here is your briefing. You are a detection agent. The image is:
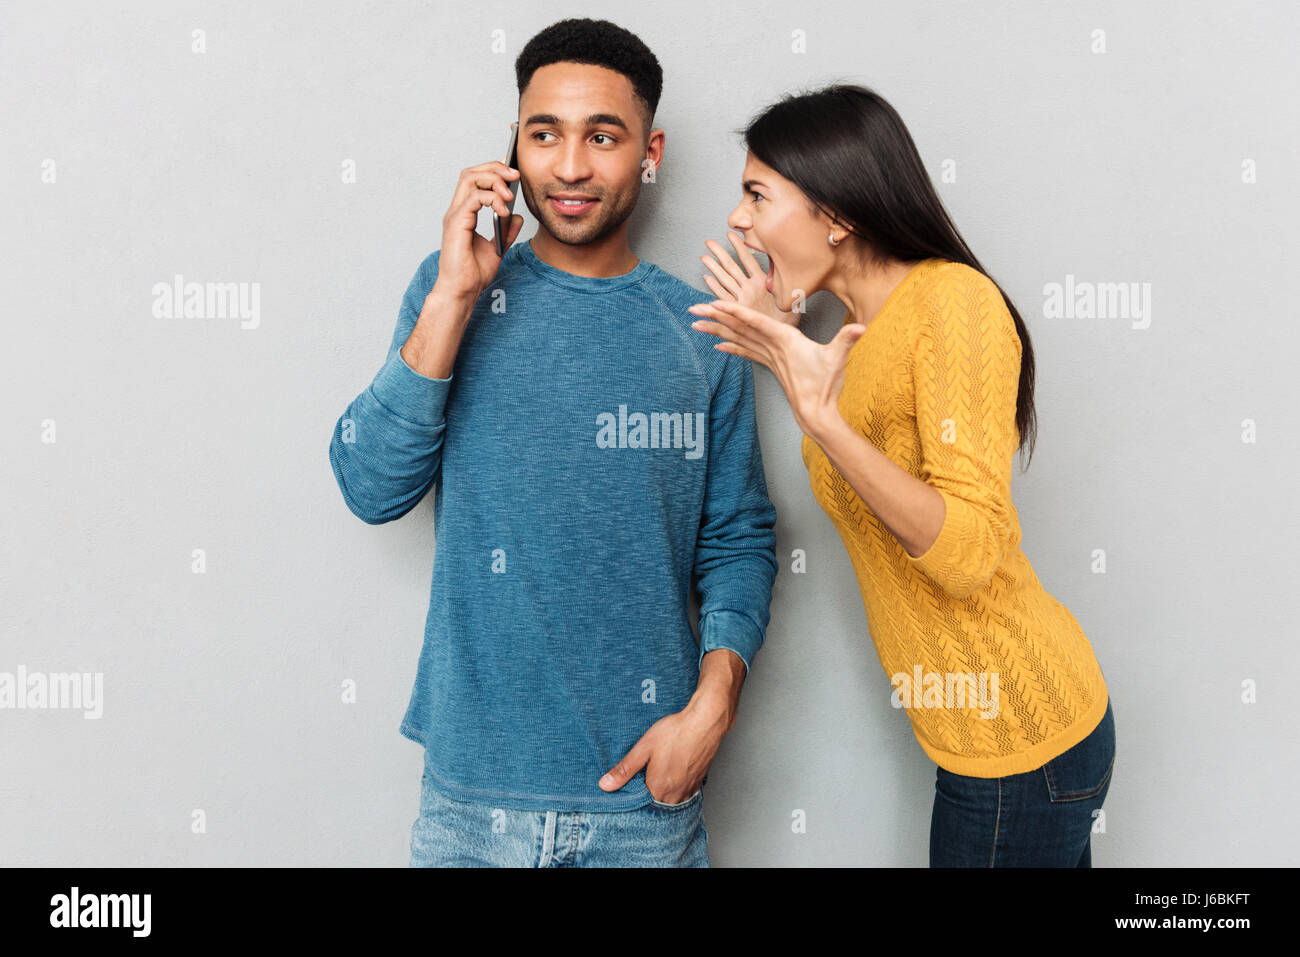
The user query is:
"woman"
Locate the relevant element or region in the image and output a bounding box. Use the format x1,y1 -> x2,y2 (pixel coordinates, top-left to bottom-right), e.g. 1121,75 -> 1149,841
688,84 -> 1115,867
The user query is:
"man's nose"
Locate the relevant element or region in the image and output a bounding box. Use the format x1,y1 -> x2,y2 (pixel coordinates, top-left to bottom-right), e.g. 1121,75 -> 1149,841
552,141 -> 592,183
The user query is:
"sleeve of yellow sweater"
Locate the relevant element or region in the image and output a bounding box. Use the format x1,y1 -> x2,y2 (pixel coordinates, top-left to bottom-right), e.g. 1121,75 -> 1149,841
903,272 -> 1023,599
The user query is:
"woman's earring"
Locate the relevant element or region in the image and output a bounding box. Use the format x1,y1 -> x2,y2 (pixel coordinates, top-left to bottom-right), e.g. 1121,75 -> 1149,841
828,231 -> 840,247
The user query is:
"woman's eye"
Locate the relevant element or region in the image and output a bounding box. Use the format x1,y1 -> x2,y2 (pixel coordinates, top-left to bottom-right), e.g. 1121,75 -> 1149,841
748,189 -> 764,203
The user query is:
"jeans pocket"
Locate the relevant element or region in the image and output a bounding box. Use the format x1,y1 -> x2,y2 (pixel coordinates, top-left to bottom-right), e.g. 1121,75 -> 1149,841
1041,700 -> 1115,803
649,787 -> 703,812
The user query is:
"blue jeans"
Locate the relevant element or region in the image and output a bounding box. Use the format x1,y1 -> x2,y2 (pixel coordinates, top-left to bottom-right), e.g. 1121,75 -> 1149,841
409,770 -> 710,867
929,697 -> 1115,867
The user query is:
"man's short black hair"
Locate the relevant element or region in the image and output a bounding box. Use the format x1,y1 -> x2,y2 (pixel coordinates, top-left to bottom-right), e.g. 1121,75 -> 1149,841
515,18 -> 663,137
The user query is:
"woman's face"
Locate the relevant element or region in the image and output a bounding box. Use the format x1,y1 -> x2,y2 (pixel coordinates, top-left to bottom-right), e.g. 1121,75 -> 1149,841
726,153 -> 837,311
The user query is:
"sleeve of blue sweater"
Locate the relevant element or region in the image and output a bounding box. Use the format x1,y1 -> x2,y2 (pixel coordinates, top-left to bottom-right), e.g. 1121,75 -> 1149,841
693,351 -> 779,677
329,252 -> 451,524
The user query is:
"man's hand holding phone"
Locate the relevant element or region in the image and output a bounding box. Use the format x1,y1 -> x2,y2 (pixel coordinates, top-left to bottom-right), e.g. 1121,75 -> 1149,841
400,157 -> 522,381
436,160 -> 523,303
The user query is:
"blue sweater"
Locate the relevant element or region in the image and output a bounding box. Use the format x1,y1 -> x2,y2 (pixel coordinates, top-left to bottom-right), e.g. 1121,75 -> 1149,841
329,239 -> 778,811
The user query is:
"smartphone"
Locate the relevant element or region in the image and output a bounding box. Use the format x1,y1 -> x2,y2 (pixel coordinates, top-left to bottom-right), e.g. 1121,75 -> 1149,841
493,121 -> 520,257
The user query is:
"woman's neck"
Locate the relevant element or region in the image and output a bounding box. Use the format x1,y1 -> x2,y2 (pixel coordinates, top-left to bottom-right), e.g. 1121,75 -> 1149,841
829,257 -> 926,328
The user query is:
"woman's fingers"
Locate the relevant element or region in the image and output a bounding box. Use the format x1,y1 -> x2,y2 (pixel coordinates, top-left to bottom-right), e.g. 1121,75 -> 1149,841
689,302 -> 776,361
689,316 -> 768,358
726,231 -> 764,277
704,238 -> 748,284
702,274 -> 732,302
701,245 -> 742,298
713,339 -> 761,362
693,297 -> 784,338
830,323 -> 868,359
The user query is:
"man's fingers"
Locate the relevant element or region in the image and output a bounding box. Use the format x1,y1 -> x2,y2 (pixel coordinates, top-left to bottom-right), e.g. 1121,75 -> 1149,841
504,214 -> 524,250
457,186 -> 508,222
462,176 -> 514,214
469,172 -> 515,202
464,160 -> 520,180
599,736 -> 652,791
450,164 -> 517,213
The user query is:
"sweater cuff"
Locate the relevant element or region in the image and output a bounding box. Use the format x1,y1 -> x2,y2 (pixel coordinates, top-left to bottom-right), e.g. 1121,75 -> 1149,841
903,487 -> 974,595
698,609 -> 762,676
370,350 -> 453,428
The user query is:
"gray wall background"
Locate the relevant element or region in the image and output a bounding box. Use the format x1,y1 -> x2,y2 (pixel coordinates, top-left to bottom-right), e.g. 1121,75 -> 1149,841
3,0 -> 1296,866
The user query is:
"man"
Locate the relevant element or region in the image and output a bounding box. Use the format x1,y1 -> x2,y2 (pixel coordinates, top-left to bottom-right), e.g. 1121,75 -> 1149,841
328,17 -> 777,867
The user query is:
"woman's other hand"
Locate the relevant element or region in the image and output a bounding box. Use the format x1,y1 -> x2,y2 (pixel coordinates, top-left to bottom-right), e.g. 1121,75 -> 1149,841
701,231 -> 802,327
688,298 -> 866,442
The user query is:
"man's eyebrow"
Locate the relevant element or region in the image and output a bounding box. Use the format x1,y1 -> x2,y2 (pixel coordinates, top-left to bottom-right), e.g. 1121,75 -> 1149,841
523,113 -> 629,132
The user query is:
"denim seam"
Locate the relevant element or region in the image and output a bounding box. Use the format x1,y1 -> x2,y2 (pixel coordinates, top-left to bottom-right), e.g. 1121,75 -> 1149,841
649,787 -> 703,811
566,815 -> 583,866
539,811 -> 556,868
989,779 -> 1002,867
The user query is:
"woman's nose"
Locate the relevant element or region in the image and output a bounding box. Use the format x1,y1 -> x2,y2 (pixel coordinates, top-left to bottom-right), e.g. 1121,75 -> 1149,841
727,205 -> 749,230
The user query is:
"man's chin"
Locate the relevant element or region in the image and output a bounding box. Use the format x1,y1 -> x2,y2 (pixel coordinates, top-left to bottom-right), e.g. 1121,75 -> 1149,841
542,220 -> 604,246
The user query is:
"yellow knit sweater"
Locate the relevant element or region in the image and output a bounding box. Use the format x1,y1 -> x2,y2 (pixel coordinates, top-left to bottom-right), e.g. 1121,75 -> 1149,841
801,258 -> 1108,778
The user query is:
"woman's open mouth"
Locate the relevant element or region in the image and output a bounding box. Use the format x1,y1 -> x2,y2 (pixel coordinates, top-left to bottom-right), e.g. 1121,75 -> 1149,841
748,242 -> 777,292
551,197 -> 598,216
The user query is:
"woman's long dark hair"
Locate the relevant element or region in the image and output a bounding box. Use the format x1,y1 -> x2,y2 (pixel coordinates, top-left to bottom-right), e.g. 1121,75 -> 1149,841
743,83 -> 1038,468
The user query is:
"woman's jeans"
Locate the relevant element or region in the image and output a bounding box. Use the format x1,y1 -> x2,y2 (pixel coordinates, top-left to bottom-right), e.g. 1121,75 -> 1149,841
930,697 -> 1115,867
409,770 -> 709,867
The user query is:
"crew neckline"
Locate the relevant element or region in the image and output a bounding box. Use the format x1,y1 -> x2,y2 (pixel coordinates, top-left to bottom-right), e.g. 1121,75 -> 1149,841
844,257 -> 946,329
517,238 -> 655,292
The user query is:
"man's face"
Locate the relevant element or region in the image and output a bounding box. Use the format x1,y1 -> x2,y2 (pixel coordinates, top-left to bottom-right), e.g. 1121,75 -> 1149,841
516,62 -> 655,247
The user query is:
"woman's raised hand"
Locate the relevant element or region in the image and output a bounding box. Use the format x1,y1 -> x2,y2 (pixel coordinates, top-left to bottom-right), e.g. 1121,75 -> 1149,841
688,298 -> 867,442
700,231 -> 802,327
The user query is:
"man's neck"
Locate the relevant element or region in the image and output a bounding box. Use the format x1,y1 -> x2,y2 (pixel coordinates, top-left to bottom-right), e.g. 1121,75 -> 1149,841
528,233 -> 640,278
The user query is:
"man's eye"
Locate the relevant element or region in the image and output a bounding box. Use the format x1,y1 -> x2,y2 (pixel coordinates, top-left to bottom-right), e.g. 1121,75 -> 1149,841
592,134 -> 614,145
